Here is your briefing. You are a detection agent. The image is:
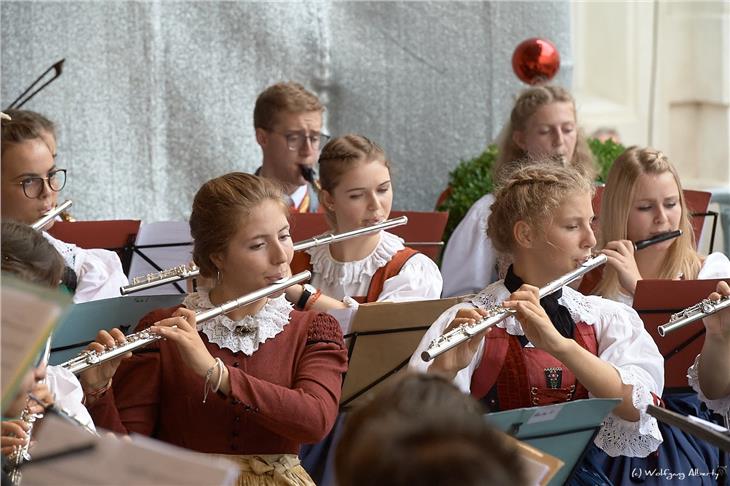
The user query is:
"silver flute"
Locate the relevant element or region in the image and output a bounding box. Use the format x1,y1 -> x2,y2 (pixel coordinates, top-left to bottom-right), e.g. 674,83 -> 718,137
421,254 -> 608,362
657,294 -> 730,337
31,200 -> 73,230
120,263 -> 200,295
120,216 -> 408,295
7,338 -> 57,485
61,271 -> 311,375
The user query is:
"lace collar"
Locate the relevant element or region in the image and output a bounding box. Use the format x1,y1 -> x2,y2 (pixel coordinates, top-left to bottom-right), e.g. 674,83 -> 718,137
184,291 -> 293,356
306,231 -> 404,287
470,281 -> 597,336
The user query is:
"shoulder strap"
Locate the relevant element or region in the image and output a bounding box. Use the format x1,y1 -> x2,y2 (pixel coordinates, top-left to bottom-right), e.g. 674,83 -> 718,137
470,328 -> 510,400
364,247 -> 419,303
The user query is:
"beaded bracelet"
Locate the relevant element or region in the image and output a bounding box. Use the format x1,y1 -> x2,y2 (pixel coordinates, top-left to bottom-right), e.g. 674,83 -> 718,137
83,378 -> 113,404
203,358 -> 224,403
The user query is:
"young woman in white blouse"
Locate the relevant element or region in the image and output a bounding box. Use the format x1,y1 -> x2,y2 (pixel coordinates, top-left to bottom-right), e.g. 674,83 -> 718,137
440,85 -> 596,297
289,134 -> 442,485
586,146 -> 729,484
588,146 -> 730,304
1,110 -> 128,303
687,281 -> 730,418
410,162 -> 664,485
288,133 -> 442,322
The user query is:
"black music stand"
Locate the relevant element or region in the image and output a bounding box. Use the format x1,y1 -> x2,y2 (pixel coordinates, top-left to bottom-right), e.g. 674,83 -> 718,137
633,278 -> 729,390
125,221 -> 193,295
648,405 -> 730,452
339,296 -> 463,409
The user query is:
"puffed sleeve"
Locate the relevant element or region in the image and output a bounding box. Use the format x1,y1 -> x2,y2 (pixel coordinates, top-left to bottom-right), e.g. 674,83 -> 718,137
225,312 -> 348,443
86,308 -> 169,435
687,354 -> 730,415
440,194 -> 498,298
72,247 -> 129,303
45,365 -> 96,431
408,301 -> 486,393
698,252 -> 730,279
585,295 -> 664,457
378,253 -> 443,302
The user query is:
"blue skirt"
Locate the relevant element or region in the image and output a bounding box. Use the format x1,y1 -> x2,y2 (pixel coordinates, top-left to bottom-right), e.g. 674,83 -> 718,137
572,392 -> 727,485
299,412 -> 347,486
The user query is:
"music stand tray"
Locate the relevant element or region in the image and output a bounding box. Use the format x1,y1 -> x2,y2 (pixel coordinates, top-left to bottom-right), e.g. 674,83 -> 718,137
486,398 -> 621,486
48,220 -> 141,274
633,278 -> 728,390
48,294 -> 185,365
339,297 -> 463,409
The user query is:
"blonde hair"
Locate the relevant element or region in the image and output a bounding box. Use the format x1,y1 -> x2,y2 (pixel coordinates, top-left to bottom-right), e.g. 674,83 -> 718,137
494,85 -> 596,183
594,147 -> 700,298
487,161 -> 595,254
253,82 -> 323,130
190,173 -> 288,278
318,134 -> 391,228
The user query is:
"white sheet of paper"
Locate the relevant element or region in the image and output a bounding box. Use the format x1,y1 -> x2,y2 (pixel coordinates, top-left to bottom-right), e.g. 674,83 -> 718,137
1,279 -> 68,406
22,416 -> 239,486
526,403 -> 564,424
327,306 -> 357,336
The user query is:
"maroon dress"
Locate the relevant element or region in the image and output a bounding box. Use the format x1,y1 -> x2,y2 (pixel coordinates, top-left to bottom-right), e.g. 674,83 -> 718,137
89,305 -> 348,455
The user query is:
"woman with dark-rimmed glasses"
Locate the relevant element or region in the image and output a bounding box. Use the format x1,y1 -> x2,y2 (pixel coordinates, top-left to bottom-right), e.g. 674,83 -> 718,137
1,109 -> 128,302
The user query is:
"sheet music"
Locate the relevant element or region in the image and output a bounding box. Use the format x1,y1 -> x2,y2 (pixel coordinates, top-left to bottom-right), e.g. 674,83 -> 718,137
127,221 -> 193,295
23,416 -> 239,485
1,278 -> 69,408
327,307 -> 357,336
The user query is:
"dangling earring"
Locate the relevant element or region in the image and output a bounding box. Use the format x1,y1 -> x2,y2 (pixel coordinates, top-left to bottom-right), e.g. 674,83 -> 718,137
216,269 -> 221,283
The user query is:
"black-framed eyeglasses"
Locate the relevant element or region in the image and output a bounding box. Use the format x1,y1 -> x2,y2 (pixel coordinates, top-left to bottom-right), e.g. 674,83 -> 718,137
13,169 -> 67,199
271,130 -> 330,152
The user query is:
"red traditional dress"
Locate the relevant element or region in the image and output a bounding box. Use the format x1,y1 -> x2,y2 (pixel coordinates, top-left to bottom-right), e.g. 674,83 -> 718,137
89,293 -> 348,485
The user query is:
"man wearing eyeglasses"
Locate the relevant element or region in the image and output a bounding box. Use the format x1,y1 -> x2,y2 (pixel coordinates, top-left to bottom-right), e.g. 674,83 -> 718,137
253,82 -> 329,213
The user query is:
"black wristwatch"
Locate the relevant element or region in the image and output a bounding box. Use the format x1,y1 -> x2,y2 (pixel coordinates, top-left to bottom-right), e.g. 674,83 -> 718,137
296,284 -> 317,310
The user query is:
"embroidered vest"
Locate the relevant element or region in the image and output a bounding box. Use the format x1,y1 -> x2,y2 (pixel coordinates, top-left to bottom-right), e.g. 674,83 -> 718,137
470,322 -> 598,411
291,247 -> 419,303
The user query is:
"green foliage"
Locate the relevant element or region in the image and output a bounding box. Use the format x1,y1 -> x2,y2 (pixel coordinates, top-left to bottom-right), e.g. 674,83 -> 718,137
437,139 -> 625,245
588,138 -> 626,183
436,144 -> 498,242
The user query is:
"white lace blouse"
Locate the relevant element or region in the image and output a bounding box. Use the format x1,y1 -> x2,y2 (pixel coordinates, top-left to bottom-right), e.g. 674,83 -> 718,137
440,193 -> 497,298
408,282 -> 664,458
184,291 -> 292,356
42,232 -> 129,303
46,365 -> 96,432
306,231 -> 443,306
687,355 -> 730,415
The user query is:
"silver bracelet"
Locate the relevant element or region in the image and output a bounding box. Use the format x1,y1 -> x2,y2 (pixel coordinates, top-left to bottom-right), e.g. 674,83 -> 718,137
203,357 -> 224,403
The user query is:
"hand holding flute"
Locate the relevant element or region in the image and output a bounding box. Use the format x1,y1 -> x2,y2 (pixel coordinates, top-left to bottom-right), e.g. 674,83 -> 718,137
78,327 -> 132,404
428,308 -> 490,379
600,230 -> 682,296
695,281 -> 730,402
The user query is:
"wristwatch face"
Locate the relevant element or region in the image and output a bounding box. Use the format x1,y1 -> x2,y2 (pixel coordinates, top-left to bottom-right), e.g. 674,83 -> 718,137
303,284 -> 316,295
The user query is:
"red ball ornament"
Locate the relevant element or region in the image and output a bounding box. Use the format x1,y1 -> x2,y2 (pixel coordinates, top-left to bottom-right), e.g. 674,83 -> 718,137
511,38 -> 560,85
